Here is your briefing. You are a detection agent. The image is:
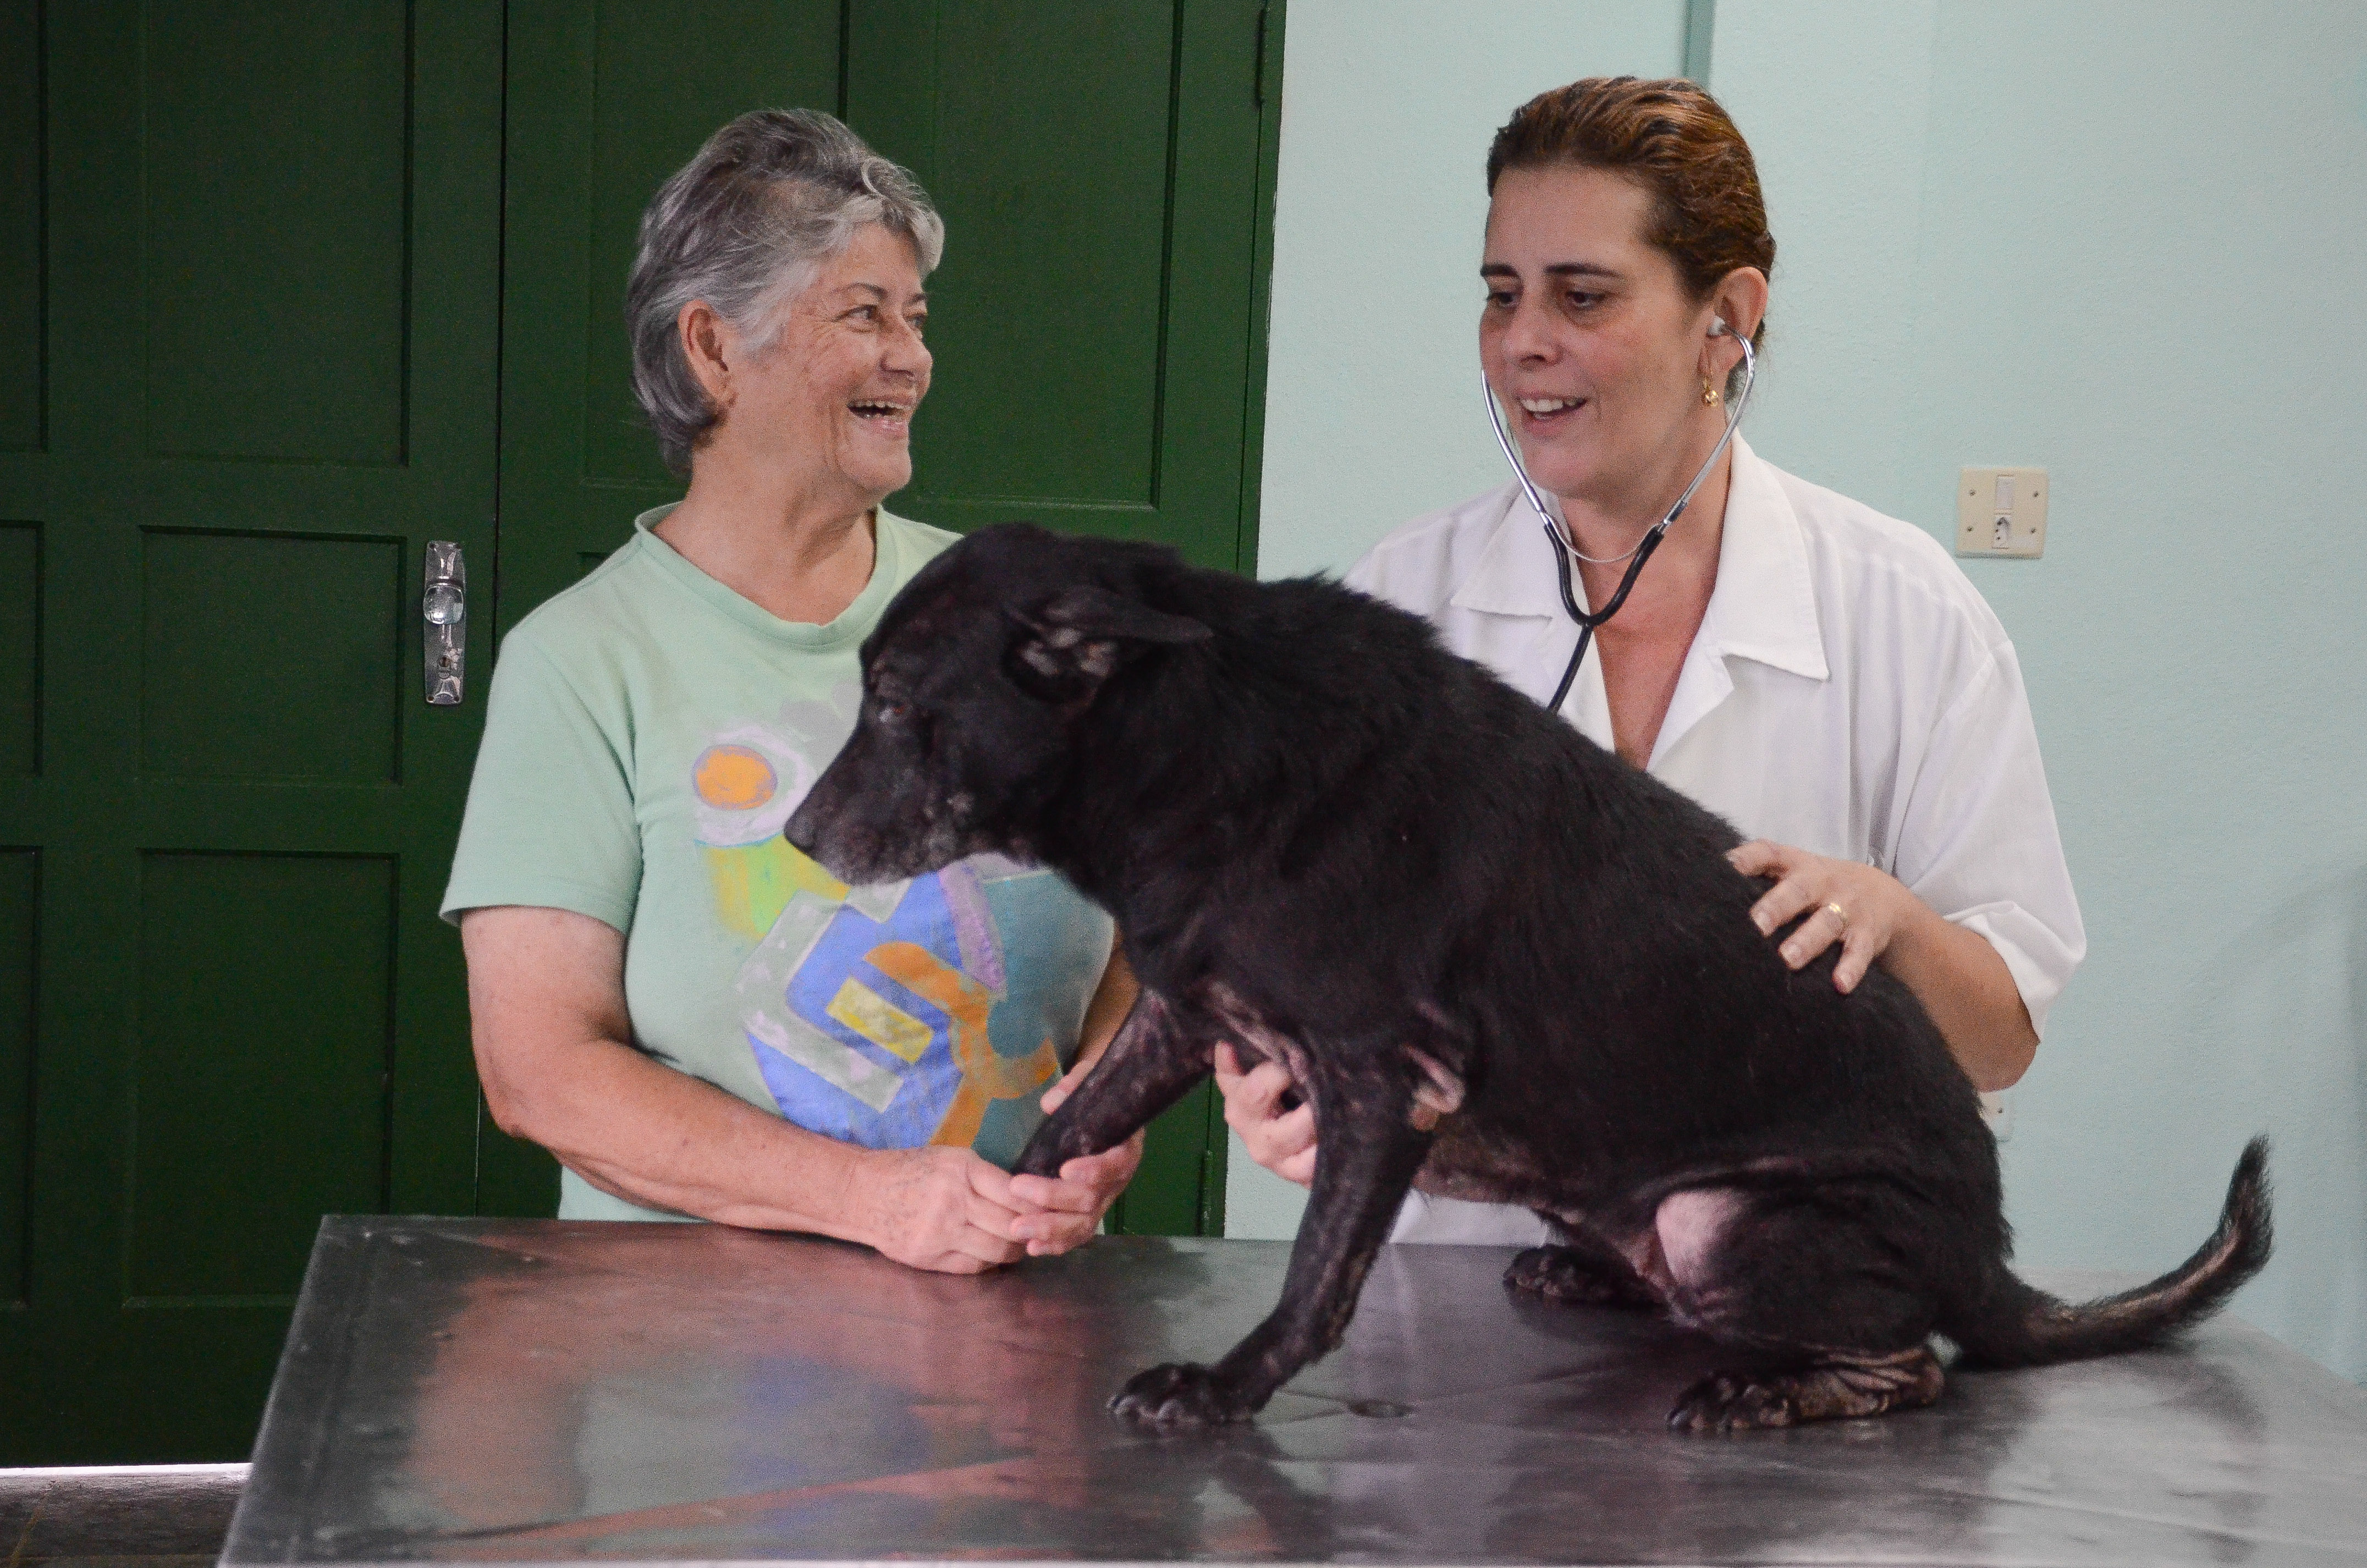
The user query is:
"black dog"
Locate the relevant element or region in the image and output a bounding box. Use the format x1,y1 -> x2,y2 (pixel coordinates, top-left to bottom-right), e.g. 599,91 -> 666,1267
785,524 -> 2270,1433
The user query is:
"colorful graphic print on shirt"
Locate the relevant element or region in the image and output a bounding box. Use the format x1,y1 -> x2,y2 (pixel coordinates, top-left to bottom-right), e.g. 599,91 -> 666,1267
688,686 -> 1103,1164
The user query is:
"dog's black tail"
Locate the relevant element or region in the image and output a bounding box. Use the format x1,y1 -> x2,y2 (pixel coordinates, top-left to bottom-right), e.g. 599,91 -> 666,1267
1947,1138 -> 2271,1369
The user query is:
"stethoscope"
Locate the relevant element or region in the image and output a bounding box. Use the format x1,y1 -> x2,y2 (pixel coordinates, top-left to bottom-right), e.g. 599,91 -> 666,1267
1482,318 -> 1758,715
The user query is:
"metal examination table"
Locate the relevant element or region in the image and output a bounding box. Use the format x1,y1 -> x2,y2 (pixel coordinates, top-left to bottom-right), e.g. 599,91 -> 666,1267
223,1218 -> 2367,1567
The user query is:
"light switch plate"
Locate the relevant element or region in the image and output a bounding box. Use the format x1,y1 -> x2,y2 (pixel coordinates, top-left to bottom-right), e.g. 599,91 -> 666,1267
1956,466 -> 2047,558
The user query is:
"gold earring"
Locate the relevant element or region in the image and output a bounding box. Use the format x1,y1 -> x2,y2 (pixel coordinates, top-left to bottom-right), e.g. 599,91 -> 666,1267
1702,376 -> 1721,407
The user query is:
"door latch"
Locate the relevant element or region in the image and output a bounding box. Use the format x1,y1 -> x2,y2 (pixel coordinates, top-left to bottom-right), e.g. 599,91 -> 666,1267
423,541 -> 466,706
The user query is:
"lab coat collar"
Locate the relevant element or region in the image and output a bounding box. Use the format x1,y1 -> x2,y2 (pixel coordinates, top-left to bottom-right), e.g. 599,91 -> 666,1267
1692,436 -> 1829,685
1446,483 -> 1571,620
1644,437 -> 1827,767
1443,437 -> 1827,684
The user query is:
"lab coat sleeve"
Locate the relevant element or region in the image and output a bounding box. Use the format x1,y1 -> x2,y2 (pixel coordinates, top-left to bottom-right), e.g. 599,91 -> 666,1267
1885,635 -> 2087,1039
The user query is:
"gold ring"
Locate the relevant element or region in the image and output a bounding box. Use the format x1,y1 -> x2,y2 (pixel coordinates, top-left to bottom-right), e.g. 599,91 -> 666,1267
1824,901 -> 1849,931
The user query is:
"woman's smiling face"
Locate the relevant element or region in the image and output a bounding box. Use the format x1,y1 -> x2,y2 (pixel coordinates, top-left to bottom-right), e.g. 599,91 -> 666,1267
1479,163 -> 1720,511
703,222 -> 934,503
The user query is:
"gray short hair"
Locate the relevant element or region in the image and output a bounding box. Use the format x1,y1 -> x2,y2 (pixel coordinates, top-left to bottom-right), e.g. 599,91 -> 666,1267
626,108 -> 945,474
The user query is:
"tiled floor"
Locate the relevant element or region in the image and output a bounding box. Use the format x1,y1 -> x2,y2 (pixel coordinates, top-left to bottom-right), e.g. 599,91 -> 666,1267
1,1465 -> 246,1568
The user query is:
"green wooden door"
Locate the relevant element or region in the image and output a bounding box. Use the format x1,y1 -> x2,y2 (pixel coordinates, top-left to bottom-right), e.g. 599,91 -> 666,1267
0,0 -> 1278,1461
0,1 -> 502,1460
491,0 -> 1283,1236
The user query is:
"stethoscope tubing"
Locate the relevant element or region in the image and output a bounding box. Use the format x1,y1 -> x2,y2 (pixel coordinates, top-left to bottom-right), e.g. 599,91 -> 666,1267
1482,329 -> 1758,716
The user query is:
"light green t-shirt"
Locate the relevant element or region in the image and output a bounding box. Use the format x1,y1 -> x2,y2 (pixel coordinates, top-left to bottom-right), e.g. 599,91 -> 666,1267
442,505 -> 1116,1220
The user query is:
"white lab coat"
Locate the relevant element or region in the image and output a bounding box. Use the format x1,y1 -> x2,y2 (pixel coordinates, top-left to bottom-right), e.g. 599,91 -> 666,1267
1346,437 -> 2087,1244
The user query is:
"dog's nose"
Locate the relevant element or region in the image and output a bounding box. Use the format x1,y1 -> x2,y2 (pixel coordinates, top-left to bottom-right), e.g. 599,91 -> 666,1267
781,805 -> 818,854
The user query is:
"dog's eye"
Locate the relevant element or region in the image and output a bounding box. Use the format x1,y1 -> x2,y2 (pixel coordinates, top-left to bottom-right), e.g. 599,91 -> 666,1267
874,701 -> 910,724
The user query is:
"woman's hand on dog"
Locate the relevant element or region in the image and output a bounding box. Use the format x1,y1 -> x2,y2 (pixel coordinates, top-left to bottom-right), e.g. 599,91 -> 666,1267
861,1038 -> 1143,1270
1729,839 -> 2040,1090
1007,1060 -> 1146,1257
1727,839 -> 1921,994
860,1146 -> 1039,1273
861,1105 -> 1140,1272
1215,1043 -> 1319,1187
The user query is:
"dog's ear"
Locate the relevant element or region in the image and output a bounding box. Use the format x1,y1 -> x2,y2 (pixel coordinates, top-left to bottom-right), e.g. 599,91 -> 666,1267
1005,584 -> 1210,692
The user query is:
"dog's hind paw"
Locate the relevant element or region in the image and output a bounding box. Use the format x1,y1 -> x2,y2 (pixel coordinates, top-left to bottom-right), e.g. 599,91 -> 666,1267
1669,1349 -> 1944,1434
1505,1245 -> 1659,1308
1667,1371 -> 1802,1434
1109,1362 -> 1255,1426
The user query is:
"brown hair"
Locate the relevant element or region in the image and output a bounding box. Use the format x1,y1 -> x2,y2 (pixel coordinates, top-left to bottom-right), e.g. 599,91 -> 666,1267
1487,77 -> 1774,349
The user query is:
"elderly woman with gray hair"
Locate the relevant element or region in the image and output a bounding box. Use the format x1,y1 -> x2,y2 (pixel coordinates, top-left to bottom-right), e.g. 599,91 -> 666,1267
443,109 -> 1141,1272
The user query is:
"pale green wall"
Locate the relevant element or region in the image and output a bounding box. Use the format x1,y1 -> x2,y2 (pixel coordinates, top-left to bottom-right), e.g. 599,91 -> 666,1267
1242,0 -> 2367,1383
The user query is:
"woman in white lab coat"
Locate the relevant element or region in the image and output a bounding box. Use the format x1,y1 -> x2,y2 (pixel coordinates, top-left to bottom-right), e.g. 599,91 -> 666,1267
1219,77 -> 2085,1244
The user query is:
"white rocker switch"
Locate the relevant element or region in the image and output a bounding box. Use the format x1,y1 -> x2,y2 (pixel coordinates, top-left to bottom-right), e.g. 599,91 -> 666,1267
1956,466 -> 2047,558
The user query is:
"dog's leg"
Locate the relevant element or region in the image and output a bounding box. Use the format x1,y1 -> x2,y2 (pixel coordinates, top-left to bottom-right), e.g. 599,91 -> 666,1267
1011,989 -> 1209,1178
1659,1184 -> 1947,1433
1110,1050 -> 1430,1425
1506,1226 -> 1662,1309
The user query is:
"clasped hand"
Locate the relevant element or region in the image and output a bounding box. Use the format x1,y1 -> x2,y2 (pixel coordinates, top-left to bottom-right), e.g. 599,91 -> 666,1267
1215,840 -> 1921,1188
861,1057 -> 1144,1274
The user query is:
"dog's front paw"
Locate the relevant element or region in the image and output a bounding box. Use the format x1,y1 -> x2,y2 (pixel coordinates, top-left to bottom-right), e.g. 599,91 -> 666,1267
1108,1362 -> 1254,1426
1667,1369 -> 1800,1434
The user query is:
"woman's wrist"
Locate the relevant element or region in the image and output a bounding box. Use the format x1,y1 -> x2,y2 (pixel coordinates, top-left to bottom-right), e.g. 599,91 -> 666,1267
736,1130 -> 882,1243
1880,904 -> 2036,1091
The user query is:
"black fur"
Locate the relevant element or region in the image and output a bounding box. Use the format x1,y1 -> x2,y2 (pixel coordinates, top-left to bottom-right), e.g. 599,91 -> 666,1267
785,524 -> 2272,1432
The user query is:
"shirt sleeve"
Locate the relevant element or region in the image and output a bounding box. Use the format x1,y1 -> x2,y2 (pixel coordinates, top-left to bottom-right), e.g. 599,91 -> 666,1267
1886,635 -> 2087,1039
440,630 -> 643,934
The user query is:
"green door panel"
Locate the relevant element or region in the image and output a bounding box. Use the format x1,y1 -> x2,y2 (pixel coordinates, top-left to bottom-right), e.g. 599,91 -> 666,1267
845,1 -> 1274,571
139,533 -> 406,782
0,0 -> 41,456
850,4 -> 1177,515
491,2 -> 1282,1235
0,523 -> 35,775
0,0 -> 502,1461
141,4 -> 412,466
0,847 -> 32,1309
1103,1079 -> 1230,1239
129,852 -> 398,1300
